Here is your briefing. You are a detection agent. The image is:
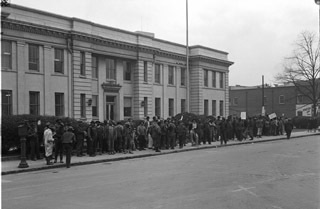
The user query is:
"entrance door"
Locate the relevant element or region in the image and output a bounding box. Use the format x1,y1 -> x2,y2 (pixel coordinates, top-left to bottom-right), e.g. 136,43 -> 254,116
106,96 -> 116,120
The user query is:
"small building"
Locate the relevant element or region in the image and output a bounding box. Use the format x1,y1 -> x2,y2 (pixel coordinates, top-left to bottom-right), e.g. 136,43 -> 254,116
229,83 -> 319,118
1,4 -> 234,121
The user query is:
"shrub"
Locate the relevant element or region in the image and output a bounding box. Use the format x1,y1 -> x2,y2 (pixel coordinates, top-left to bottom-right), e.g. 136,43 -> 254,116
292,116 -> 320,129
1,115 -> 88,155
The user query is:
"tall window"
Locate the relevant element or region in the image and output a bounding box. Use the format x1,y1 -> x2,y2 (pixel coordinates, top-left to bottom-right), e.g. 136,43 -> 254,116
1,40 -> 11,69
204,100 -> 208,116
29,91 -> 40,115
106,58 -> 116,80
2,90 -> 12,116
124,97 -> 132,117
144,61 -> 148,82
212,100 -> 216,116
92,55 -> 98,79
80,51 -> 85,76
279,95 -> 285,104
219,72 -> 224,88
155,64 -> 161,84
29,44 -> 39,71
219,100 -> 224,116
169,98 -> 174,116
204,69 -> 208,87
144,97 -> 148,116
155,98 -> 161,116
54,48 -> 64,73
123,61 -> 132,81
80,94 -> 86,118
55,93 -> 64,116
212,71 -> 216,88
92,95 -> 98,117
168,66 -> 174,85
181,99 -> 186,113
181,68 -> 186,86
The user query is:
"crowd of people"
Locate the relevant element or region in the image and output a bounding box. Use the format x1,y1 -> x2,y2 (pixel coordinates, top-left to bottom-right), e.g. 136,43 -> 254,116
26,115 -> 295,168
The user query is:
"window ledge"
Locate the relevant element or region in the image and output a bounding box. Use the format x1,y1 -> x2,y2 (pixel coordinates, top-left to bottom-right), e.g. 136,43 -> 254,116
2,68 -> 16,72
52,73 -> 67,77
26,71 -> 43,75
79,75 -> 87,79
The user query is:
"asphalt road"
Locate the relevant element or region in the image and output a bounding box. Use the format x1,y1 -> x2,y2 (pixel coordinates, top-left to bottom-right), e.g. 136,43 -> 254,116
2,135 -> 320,209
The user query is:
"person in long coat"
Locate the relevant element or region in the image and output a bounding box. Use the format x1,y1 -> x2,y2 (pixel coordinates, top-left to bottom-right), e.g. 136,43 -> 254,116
44,123 -> 55,165
284,118 -> 294,139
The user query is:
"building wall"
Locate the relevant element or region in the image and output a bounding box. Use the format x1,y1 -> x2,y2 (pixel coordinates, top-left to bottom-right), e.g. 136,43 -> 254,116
229,86 -> 298,118
1,4 -> 233,121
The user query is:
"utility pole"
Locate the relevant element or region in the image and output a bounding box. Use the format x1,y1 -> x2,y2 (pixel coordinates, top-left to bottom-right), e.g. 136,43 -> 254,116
186,0 -> 190,112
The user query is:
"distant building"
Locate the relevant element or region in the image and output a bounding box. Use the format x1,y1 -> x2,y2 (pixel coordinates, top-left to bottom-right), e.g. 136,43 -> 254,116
1,4 -> 234,121
229,83 -> 319,118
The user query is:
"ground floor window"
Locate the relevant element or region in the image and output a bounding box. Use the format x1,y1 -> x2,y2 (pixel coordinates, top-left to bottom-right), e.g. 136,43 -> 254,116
29,91 -> 40,115
124,97 -> 132,117
155,98 -> 161,117
1,90 -> 12,116
55,92 -> 64,116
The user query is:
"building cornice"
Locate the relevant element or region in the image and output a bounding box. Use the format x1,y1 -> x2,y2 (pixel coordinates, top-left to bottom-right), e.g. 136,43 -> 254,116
1,18 -> 232,64
190,55 -> 234,67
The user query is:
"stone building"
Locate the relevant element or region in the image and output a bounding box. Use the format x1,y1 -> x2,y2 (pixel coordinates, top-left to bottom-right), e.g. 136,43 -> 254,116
1,4 -> 233,121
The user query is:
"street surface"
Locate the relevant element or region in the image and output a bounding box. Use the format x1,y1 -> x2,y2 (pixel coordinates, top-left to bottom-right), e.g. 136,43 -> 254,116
2,135 -> 320,209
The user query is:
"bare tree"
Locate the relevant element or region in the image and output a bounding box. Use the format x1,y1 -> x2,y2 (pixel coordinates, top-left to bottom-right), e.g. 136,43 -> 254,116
275,31 -> 320,116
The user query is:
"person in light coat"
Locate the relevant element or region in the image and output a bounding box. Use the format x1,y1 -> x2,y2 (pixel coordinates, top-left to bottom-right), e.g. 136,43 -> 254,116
44,123 -> 55,165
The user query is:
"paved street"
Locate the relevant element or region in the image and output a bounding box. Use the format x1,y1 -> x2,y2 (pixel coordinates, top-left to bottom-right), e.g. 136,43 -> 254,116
2,135 -> 320,209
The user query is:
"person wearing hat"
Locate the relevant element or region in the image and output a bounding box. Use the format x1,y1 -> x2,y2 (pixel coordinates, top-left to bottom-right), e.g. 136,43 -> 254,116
87,121 -> 97,157
62,127 -> 76,168
54,119 -> 65,163
27,121 -> 38,161
284,118 -> 294,139
44,122 -> 55,165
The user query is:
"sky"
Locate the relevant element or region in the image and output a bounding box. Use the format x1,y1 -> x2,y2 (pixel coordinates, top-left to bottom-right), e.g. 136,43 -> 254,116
12,0 -> 319,86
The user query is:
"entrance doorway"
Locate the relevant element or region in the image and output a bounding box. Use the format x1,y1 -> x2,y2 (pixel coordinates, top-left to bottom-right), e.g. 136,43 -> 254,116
106,96 -> 116,120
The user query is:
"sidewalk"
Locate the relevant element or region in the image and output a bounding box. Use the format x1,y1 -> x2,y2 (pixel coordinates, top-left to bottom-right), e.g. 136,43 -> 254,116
2,131 -> 319,175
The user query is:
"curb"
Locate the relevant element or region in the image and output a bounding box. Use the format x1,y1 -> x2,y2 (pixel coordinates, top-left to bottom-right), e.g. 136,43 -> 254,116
2,133 -> 319,175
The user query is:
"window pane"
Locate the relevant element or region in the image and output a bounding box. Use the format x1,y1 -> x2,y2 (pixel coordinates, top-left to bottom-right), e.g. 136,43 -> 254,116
106,58 -> 116,80
29,44 -> 39,71
1,90 -> 12,116
124,97 -> 132,117
155,64 -> 161,83
92,95 -> 98,117
30,91 -> 40,115
204,100 -> 208,116
124,61 -> 132,81
219,100 -> 224,116
144,61 -> 148,82
181,68 -> 186,86
80,52 -> 85,76
220,72 -> 224,88
1,40 -> 12,69
80,94 -> 86,118
55,93 -> 64,116
168,66 -> 174,85
92,56 -> 98,78
212,71 -> 216,88
155,98 -> 161,116
181,99 -> 186,113
169,98 -> 174,116
54,48 -> 64,73
204,70 -> 208,87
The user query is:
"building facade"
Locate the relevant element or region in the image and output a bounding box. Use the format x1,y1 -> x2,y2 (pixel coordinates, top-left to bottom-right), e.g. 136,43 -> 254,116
229,84 -> 319,118
1,5 -> 233,121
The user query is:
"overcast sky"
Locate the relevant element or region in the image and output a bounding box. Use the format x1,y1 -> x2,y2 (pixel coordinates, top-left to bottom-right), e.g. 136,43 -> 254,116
12,0 -> 319,86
